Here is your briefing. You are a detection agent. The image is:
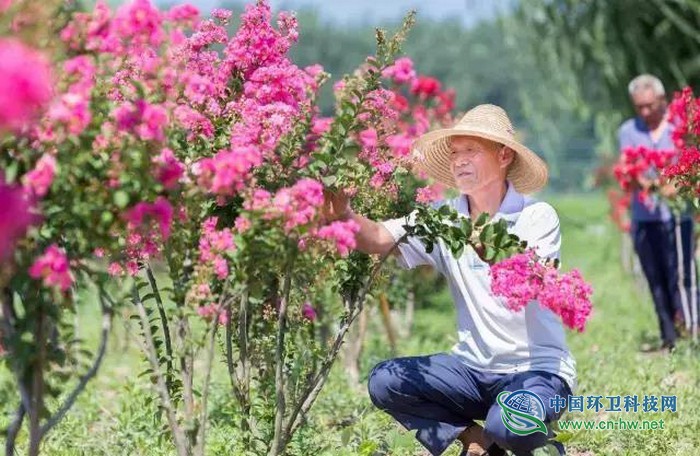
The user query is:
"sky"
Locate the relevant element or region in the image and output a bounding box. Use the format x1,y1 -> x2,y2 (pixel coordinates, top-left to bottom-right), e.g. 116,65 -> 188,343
154,0 -> 515,28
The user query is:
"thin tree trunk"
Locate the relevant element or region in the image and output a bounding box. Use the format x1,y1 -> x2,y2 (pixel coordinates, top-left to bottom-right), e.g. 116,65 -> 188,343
133,285 -> 189,456
146,265 -> 175,390
279,235 -> 408,452
675,214 -> 691,330
378,293 -> 397,354
270,251 -> 296,456
28,310 -> 46,456
403,288 -> 415,338
343,303 -> 368,386
5,403 -> 24,456
193,317 -> 220,456
690,246 -> 698,341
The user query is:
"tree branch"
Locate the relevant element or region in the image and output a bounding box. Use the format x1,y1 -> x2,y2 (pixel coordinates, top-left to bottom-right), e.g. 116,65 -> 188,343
281,234 -> 407,449
132,284 -> 189,456
145,264 -> 175,390
269,248 -> 297,456
193,317 -> 219,456
39,287 -> 113,436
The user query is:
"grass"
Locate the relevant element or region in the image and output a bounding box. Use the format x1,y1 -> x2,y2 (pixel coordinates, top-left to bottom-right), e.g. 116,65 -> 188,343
2,191 -> 699,455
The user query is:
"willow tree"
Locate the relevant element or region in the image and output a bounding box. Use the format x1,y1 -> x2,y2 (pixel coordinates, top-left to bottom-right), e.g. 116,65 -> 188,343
505,0 -> 700,155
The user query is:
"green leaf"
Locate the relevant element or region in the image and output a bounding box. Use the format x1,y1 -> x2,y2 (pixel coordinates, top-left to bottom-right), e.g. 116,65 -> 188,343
479,224 -> 495,242
113,191 -> 129,209
475,212 -> 489,227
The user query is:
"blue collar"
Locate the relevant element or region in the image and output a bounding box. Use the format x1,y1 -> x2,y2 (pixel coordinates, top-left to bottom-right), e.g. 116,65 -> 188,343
457,181 -> 524,223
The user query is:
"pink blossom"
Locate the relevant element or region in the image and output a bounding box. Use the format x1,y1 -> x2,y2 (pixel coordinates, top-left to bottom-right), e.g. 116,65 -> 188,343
359,128 -> 378,149
166,4 -> 200,25
197,303 -> 228,325
333,80 -> 346,93
316,220 -> 361,257
173,105 -> 214,139
0,0 -> 12,12
382,57 -> 416,84
114,0 -> 164,48
211,8 -> 232,22
48,93 -> 92,135
195,146 -> 263,196
0,39 -> 53,132
234,215 -> 252,233
153,148 -> 185,189
0,176 -> 34,260
112,100 -> 168,141
136,103 -> 168,141
125,196 -> 173,240
415,183 -> 445,204
23,154 -> 57,197
29,244 -> 74,292
63,55 -> 96,94
386,133 -> 413,158
301,301 -> 317,321
490,251 -> 594,332
311,117 -> 333,135
490,251 -> 541,312
224,1 -> 298,77
107,262 -> 124,276
410,76 -> 442,98
198,217 -> 236,279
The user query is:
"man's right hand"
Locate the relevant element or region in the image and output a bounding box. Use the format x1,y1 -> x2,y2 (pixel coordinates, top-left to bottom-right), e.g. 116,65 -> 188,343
321,189 -> 352,223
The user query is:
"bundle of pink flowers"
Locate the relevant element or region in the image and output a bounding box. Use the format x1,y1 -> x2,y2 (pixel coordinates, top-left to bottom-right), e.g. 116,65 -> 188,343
490,250 -> 593,332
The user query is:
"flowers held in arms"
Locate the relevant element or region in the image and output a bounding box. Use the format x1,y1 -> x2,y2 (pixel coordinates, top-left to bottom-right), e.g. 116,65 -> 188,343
490,250 -> 593,332
613,145 -> 675,209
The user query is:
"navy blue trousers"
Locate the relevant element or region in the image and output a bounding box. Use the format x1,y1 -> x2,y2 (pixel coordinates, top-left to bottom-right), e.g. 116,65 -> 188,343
631,219 -> 697,346
367,353 -> 570,456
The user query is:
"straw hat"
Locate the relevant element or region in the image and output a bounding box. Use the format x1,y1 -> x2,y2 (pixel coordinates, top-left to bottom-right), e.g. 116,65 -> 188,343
412,104 -> 548,194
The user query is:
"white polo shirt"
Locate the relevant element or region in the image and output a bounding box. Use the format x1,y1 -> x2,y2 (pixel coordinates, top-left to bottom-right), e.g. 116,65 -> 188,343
380,182 -> 577,393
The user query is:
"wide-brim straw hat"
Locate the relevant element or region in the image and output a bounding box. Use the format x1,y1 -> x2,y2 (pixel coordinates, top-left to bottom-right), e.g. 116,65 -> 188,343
412,104 -> 548,194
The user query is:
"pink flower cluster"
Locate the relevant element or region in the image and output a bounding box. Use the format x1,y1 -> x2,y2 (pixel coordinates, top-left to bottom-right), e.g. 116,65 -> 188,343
195,146 -> 263,197
243,179 -> 325,232
415,183 -> 446,204
199,217 -> 236,280
197,303 -> 229,325
315,220 -> 361,257
614,146 -> 675,191
382,57 -> 416,84
613,145 -> 675,208
108,197 -> 174,276
0,38 -> 53,132
113,100 -> 169,142
490,250 -> 593,332
0,176 -> 35,260
124,197 -> 174,240
301,301 -> 317,322
29,244 -> 74,292
22,154 -> 57,198
340,56 -> 455,196
152,148 -> 185,189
